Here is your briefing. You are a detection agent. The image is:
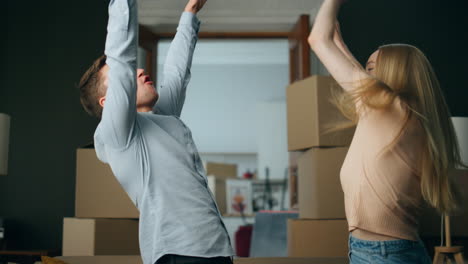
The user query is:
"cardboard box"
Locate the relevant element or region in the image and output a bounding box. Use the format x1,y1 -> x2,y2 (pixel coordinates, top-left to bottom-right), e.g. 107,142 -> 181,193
75,145 -> 139,218
205,162 -> 238,179
208,175 -> 228,214
288,151 -> 305,210
287,219 -> 348,257
287,75 -> 355,151
419,169 -> 468,237
297,147 -> 348,219
62,218 -> 139,256
226,179 -> 253,215
206,162 -> 238,214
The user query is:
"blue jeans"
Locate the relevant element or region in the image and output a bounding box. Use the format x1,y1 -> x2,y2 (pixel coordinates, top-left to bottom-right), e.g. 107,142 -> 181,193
348,234 -> 432,264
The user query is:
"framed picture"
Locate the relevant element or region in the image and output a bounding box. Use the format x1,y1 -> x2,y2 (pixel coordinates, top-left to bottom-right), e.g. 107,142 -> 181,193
226,179 -> 253,215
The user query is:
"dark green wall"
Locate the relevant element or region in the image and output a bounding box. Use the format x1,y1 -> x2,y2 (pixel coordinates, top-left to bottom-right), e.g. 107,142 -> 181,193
338,0 -> 468,116
0,0 -> 467,251
1,0 -> 106,250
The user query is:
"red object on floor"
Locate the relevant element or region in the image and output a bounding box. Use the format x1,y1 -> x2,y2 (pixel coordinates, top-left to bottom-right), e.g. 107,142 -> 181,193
235,225 -> 253,257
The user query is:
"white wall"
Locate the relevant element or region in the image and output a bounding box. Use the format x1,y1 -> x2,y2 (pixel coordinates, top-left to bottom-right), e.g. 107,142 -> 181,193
255,101 -> 288,180
157,39 -> 289,154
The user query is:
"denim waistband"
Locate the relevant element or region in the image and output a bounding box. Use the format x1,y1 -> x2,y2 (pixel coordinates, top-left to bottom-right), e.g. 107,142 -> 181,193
349,233 -> 423,256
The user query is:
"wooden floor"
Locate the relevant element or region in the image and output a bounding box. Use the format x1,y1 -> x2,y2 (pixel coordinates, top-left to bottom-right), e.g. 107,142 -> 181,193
56,256 -> 348,264
56,255 -> 468,264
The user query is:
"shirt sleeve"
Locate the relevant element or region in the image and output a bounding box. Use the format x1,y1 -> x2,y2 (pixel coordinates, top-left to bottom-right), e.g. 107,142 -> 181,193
99,0 -> 138,149
153,12 -> 200,117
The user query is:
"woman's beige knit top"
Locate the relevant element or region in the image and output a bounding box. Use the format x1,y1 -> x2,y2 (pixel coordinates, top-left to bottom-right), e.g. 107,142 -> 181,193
340,100 -> 425,241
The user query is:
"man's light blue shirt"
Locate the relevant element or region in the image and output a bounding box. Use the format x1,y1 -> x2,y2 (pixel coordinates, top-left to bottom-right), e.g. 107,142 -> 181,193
94,0 -> 234,263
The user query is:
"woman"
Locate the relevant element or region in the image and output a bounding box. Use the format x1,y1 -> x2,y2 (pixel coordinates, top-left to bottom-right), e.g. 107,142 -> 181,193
308,0 -> 464,263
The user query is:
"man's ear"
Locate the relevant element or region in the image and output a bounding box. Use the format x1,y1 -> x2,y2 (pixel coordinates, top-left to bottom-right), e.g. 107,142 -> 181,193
99,96 -> 106,107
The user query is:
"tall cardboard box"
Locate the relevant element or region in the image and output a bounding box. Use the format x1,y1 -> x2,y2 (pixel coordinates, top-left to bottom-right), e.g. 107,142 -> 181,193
287,75 -> 355,151
297,147 -> 348,219
206,162 -> 238,214
288,219 -> 348,257
75,145 -> 139,218
62,218 -> 139,256
288,151 -> 304,210
208,175 -> 228,214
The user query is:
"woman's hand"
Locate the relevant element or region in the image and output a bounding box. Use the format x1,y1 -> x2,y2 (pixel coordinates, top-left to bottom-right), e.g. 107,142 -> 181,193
307,0 -> 366,93
308,0 -> 344,47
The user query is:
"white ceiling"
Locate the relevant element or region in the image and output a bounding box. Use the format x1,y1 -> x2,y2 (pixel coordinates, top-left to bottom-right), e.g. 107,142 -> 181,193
138,0 -> 322,33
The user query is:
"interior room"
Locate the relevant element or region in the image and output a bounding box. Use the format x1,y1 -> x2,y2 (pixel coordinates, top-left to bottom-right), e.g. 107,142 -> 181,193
1,0 -> 468,263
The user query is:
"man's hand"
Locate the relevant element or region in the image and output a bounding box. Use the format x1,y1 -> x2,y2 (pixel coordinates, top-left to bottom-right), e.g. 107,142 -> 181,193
184,0 -> 207,14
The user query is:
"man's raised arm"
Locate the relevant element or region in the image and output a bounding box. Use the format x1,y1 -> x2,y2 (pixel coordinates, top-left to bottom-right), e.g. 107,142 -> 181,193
154,0 -> 207,117
100,0 -> 138,148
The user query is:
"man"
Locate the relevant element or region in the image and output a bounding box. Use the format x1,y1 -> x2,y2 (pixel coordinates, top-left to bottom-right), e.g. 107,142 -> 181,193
77,0 -> 234,263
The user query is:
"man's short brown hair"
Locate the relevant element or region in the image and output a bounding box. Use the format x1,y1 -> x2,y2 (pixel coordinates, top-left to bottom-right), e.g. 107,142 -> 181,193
78,55 -> 107,118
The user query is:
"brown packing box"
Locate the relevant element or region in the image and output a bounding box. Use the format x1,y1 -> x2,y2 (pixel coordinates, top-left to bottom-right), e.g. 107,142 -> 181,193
205,162 -> 238,214
419,169 -> 468,237
205,162 -> 238,179
288,151 -> 305,210
297,147 -> 348,219
75,145 -> 139,218
62,218 -> 139,256
286,75 -> 355,151
56,256 -> 347,264
207,175 -> 228,214
288,219 -> 348,257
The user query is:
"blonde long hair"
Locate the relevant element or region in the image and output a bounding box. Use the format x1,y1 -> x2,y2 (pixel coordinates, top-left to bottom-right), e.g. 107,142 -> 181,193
333,44 -> 464,214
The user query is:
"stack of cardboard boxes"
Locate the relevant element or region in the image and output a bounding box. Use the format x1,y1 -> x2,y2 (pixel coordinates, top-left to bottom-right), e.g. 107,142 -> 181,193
62,144 -> 139,256
286,76 -> 355,257
63,149 -> 241,256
